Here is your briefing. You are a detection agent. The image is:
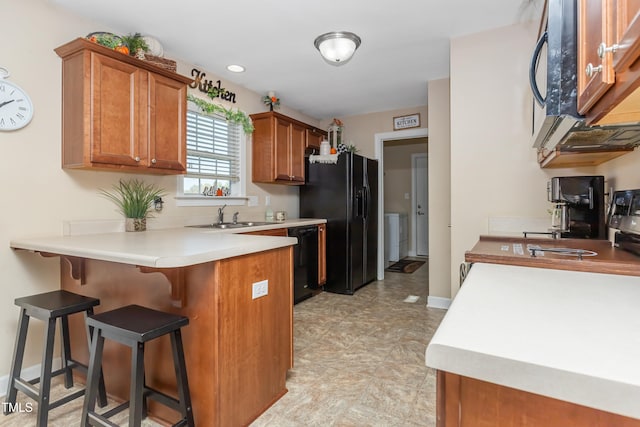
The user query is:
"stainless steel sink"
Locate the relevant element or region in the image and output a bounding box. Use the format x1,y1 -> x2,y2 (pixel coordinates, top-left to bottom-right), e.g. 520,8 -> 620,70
236,221 -> 271,226
187,221 -> 272,229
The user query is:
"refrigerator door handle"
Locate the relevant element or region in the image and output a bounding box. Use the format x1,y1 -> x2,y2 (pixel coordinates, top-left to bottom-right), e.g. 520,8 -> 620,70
363,186 -> 369,220
354,189 -> 363,218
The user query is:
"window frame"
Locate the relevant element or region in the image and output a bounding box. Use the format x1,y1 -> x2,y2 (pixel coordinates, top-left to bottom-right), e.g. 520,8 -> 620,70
176,107 -> 247,207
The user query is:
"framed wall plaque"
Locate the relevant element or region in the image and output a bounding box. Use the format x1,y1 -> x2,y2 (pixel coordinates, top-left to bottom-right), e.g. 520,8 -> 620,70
393,113 -> 420,130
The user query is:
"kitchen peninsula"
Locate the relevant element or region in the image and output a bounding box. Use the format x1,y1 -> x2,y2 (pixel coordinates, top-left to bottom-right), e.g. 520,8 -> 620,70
465,235 -> 640,276
10,227 -> 300,426
426,263 -> 640,426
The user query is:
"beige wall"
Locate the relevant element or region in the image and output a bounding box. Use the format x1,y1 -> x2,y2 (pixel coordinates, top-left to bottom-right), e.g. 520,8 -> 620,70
383,139 -> 428,252
0,0 -> 320,376
449,22 -> 594,298
321,106 -> 429,158
596,149 -> 640,191
427,78 -> 452,301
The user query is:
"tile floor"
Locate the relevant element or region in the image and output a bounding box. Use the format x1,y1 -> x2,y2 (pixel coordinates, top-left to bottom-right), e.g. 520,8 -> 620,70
251,258 -> 445,427
1,258 -> 445,426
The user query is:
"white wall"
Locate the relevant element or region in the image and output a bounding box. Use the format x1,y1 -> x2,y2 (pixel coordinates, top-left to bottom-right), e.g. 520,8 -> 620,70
449,21 -> 595,298
0,0 -> 321,375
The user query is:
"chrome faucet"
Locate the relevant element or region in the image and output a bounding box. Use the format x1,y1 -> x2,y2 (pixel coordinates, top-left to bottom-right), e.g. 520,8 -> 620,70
217,204 -> 227,224
232,212 -> 239,224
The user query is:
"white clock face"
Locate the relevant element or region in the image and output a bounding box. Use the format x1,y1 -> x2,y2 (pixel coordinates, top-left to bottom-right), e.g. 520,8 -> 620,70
0,80 -> 34,131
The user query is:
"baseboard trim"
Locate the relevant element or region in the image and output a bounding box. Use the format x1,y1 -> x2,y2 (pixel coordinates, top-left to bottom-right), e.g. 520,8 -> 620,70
0,358 -> 61,399
427,296 -> 451,309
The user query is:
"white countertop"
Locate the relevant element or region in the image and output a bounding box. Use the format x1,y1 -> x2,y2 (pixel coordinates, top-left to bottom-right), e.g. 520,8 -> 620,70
425,262 -> 640,420
9,219 -> 326,268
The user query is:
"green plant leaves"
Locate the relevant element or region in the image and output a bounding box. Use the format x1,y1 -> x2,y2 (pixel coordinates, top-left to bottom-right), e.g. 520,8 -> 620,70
120,32 -> 149,54
187,94 -> 254,134
100,179 -> 166,219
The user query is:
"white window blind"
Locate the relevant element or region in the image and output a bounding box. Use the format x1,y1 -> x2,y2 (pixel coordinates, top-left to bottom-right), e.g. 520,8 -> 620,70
186,111 -> 241,181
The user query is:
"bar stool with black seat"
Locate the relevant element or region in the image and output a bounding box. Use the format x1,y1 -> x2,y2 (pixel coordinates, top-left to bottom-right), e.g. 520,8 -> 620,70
4,290 -> 108,427
82,304 -> 194,427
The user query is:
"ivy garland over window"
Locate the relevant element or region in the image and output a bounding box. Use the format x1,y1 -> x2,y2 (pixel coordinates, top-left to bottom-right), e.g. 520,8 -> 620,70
187,94 -> 254,134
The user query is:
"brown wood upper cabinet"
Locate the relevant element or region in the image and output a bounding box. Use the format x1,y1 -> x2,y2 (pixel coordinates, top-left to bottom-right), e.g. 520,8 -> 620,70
55,38 -> 191,174
578,0 -> 640,124
306,127 -> 328,151
251,111 -> 325,185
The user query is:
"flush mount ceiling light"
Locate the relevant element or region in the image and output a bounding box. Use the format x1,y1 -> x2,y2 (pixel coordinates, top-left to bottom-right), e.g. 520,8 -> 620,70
314,31 -> 361,66
227,64 -> 245,73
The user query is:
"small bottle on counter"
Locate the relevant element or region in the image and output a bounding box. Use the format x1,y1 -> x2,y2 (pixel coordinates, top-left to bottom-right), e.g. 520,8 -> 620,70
265,207 -> 274,222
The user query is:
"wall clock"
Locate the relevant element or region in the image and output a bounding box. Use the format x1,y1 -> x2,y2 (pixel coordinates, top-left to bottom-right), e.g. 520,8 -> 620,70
0,67 -> 34,131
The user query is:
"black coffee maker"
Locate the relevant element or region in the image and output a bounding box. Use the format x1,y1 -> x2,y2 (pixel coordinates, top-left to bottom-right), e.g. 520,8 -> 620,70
548,175 -> 606,239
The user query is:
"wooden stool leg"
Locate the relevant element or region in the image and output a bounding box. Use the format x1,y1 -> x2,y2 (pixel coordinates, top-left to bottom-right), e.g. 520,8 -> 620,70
129,342 -> 145,427
171,329 -> 195,426
36,317 -> 57,427
4,308 -> 29,414
84,308 -> 107,408
60,315 -> 74,389
81,329 -> 105,427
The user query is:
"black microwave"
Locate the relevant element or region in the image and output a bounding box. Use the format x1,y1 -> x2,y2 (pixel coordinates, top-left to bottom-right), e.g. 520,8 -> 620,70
529,0 -> 581,150
529,0 -> 640,153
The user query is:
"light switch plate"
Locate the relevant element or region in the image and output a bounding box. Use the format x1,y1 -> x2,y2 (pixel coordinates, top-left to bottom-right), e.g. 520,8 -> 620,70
252,280 -> 268,299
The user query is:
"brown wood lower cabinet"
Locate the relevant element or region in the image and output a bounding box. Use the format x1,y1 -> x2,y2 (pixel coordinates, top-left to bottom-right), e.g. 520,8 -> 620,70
437,371 -> 640,427
60,247 -> 293,426
318,223 -> 326,285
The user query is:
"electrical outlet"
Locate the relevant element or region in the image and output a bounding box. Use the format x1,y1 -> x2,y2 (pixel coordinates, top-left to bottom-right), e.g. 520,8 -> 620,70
265,195 -> 271,206
248,195 -> 258,207
252,280 -> 268,299
404,193 -> 410,200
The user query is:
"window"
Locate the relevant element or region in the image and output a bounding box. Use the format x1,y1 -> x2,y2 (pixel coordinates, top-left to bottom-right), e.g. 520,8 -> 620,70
178,109 -> 245,205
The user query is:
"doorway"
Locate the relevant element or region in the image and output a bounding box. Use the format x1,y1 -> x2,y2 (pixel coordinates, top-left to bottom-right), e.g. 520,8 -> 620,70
374,128 -> 429,280
413,153 -> 428,256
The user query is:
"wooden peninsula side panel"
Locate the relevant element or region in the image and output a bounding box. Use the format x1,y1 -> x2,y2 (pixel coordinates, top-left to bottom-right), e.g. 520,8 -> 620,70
61,246 -> 293,426
437,371 -> 640,427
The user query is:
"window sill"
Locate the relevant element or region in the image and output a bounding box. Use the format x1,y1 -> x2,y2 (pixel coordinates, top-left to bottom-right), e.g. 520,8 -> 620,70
175,196 -> 248,207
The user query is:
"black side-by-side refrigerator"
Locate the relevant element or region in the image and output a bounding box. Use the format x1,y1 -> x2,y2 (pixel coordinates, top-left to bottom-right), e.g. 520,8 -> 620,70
300,152 -> 378,294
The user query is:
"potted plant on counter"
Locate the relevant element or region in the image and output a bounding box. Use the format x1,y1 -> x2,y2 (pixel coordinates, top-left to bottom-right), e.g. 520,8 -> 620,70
101,179 -> 166,232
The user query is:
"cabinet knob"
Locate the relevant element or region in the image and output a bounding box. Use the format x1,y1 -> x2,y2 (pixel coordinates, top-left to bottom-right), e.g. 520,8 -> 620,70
585,63 -> 603,77
134,156 -> 141,162
151,158 -> 157,164
597,42 -> 619,58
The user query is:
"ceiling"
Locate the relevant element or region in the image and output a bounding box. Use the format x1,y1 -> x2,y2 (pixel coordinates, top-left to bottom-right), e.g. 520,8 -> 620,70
51,0 -> 543,120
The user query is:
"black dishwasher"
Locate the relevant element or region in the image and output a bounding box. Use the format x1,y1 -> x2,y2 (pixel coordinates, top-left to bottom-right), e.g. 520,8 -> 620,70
288,226 -> 318,304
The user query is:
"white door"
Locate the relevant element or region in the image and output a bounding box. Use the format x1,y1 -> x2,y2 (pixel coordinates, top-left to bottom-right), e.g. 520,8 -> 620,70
414,154 -> 428,255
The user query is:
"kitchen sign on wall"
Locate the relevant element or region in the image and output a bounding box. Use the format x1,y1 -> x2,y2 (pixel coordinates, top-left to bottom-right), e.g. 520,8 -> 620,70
190,68 -> 237,103
393,113 -> 420,130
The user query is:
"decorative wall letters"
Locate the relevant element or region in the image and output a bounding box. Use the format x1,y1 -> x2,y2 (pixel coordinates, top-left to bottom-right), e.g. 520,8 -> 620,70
189,68 -> 237,103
